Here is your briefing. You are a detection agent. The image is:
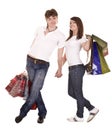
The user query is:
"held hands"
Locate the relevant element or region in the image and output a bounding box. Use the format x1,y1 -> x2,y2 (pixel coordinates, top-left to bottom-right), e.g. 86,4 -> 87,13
55,69 -> 63,78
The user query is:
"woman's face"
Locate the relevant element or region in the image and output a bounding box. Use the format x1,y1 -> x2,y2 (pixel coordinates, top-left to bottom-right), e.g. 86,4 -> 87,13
70,19 -> 78,33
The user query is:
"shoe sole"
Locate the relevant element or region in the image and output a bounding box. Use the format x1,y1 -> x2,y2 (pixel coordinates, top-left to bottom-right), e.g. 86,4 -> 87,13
87,110 -> 99,122
67,117 -> 83,122
67,118 -> 77,122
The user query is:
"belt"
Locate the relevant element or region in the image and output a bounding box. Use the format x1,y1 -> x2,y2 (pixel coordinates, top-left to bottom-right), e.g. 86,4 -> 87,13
69,64 -> 84,70
27,55 -> 48,64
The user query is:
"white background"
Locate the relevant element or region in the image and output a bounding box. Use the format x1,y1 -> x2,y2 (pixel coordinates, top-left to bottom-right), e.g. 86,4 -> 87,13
0,0 -> 112,130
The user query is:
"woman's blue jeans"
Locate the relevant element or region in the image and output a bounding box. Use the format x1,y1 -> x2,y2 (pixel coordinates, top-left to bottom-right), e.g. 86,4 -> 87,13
19,56 -> 49,118
68,64 -> 94,118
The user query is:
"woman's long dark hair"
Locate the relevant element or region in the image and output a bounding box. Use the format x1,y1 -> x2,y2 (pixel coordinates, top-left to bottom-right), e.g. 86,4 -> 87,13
66,17 -> 84,41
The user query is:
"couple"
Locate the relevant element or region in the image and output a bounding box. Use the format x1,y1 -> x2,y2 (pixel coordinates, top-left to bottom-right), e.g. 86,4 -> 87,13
15,8 -> 99,124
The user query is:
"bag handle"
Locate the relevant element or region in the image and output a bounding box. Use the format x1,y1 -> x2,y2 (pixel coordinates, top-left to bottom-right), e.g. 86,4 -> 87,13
84,35 -> 93,74
85,34 -> 93,64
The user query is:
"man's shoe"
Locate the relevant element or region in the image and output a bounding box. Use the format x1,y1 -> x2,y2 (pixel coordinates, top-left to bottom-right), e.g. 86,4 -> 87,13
37,116 -> 45,123
15,116 -> 23,123
87,108 -> 99,122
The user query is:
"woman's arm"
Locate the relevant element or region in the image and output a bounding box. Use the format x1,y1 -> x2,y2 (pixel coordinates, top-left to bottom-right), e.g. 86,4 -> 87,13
82,35 -> 92,51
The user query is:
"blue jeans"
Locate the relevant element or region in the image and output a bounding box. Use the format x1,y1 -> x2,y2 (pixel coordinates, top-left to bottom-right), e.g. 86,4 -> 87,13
68,64 -> 94,118
19,56 -> 49,118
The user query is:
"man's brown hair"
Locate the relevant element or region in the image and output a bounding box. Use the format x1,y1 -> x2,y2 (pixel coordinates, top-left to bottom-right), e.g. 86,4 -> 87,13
45,9 -> 58,18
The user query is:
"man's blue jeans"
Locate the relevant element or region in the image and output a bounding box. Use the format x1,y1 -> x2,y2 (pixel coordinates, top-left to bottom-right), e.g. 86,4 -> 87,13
68,64 -> 94,118
19,56 -> 49,118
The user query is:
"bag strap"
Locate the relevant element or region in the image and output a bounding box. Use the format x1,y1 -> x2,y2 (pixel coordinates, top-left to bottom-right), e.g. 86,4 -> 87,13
85,35 -> 93,65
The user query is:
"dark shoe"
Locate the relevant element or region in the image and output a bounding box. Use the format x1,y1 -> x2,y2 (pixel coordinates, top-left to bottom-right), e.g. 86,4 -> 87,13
37,116 -> 45,123
15,116 -> 23,123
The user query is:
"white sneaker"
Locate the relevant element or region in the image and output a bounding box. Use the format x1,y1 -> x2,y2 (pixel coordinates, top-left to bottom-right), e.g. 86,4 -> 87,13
67,115 -> 84,122
87,108 -> 99,122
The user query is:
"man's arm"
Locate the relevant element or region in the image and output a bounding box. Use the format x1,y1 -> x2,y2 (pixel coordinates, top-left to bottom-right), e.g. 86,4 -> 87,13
55,47 -> 64,78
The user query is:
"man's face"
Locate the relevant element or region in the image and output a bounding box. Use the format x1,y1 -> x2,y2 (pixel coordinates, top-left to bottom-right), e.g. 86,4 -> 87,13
46,16 -> 58,28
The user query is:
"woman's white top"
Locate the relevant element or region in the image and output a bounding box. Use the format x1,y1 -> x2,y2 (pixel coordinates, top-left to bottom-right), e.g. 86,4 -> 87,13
65,36 -> 87,66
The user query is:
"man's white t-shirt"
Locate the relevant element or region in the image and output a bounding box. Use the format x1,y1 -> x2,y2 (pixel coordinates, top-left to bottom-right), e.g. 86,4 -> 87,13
28,26 -> 65,62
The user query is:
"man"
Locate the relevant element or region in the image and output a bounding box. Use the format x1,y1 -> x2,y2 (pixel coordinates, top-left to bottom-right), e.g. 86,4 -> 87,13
15,9 -> 65,124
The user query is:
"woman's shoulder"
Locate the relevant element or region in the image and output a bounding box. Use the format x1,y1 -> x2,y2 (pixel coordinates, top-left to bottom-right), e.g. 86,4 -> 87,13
80,35 -> 87,42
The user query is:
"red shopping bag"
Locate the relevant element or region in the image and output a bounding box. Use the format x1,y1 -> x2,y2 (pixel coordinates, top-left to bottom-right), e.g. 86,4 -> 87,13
5,72 -> 37,110
5,73 -> 27,97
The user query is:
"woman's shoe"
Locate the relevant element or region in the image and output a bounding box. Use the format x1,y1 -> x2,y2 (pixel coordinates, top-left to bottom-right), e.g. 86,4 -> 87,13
67,115 -> 84,122
87,108 -> 99,122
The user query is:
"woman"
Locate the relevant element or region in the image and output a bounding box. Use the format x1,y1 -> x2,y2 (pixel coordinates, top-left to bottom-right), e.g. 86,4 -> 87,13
63,17 -> 99,122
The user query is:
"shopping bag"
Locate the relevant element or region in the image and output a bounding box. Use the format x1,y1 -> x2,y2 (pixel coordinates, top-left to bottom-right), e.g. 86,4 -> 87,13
91,42 -> 110,75
85,34 -> 110,75
5,72 -> 27,97
91,42 -> 102,74
97,43 -> 110,74
92,34 -> 108,56
5,72 -> 37,110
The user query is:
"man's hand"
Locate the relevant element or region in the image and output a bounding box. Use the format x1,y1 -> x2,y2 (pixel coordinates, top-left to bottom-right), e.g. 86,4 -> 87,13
55,69 -> 62,78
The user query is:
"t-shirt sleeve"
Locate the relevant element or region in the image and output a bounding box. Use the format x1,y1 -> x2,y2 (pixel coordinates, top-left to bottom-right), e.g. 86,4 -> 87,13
33,26 -> 42,38
80,36 -> 88,44
57,33 -> 66,48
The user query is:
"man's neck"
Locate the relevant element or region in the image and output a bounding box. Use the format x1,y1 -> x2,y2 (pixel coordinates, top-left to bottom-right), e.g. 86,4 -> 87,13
47,26 -> 57,32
